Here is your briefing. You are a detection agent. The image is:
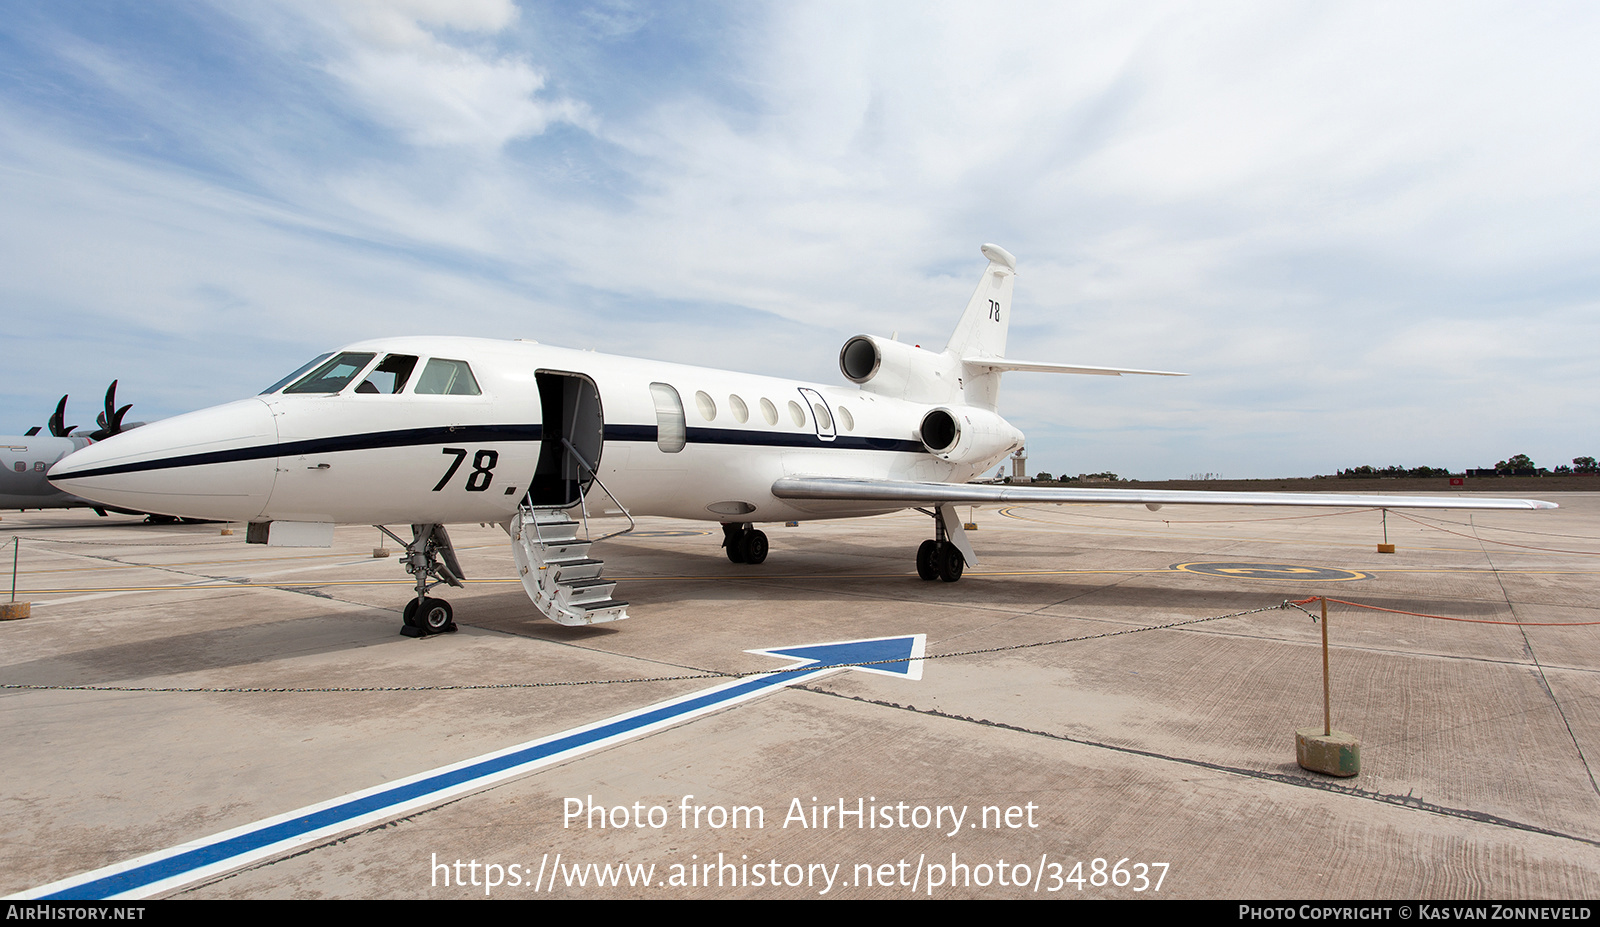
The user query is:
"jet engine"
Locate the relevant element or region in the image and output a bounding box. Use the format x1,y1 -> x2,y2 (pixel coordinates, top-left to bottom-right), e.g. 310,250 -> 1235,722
838,335 -> 964,406
916,406 -> 1023,469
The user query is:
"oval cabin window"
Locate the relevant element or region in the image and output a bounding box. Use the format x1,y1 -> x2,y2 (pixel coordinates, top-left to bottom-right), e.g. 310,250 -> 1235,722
695,391 -> 717,421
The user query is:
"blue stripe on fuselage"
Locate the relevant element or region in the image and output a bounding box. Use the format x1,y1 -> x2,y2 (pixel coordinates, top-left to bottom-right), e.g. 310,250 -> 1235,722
51,423 -> 923,481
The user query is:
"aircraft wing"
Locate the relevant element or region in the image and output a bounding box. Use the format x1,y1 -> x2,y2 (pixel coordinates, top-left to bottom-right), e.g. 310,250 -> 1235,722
962,357 -> 1187,377
771,477 -> 1558,510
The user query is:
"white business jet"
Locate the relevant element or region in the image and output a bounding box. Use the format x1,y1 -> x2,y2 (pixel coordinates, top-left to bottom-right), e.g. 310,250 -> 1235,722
48,244 -> 1554,636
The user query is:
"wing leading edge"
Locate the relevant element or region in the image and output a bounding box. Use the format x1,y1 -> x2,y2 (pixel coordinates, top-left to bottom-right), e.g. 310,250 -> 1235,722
771,477 -> 1558,510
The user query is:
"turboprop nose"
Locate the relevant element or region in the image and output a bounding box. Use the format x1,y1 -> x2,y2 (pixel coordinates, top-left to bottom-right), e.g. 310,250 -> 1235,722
49,398 -> 279,521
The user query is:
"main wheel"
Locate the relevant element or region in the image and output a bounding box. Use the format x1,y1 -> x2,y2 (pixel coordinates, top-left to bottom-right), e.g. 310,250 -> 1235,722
743,530 -> 769,565
403,597 -> 423,628
420,597 -> 455,633
725,537 -> 747,563
916,540 -> 939,580
937,544 -> 965,583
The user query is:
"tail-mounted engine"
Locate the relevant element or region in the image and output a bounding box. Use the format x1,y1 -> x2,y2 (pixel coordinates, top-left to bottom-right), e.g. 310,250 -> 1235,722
916,406 -> 1023,469
839,334 -> 964,405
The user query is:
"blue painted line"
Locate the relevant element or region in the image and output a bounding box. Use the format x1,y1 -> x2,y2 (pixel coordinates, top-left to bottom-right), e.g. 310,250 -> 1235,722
19,635 -> 924,900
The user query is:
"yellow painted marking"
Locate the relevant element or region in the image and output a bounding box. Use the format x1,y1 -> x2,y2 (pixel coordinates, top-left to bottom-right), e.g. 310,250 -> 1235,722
1173,562 -> 1371,582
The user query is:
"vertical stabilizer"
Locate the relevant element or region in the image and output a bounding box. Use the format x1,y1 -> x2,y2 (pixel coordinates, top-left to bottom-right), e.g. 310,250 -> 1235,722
944,244 -> 1016,361
946,244 -> 1016,411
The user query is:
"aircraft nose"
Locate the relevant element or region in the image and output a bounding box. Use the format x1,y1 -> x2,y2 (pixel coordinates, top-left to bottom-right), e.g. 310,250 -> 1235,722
49,398 -> 279,521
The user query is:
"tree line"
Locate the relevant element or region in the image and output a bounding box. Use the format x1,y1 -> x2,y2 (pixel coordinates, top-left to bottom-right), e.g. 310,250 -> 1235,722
1337,455 -> 1598,478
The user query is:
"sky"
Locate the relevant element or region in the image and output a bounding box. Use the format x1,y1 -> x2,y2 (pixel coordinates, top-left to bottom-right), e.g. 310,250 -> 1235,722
2,1 -> 1597,479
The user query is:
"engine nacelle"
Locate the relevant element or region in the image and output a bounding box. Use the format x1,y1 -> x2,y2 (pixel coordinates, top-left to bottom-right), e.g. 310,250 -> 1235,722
839,335 -> 963,405
917,406 -> 1023,470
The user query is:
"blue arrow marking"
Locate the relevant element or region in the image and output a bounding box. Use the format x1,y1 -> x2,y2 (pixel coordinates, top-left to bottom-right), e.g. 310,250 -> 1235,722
15,634 -> 925,901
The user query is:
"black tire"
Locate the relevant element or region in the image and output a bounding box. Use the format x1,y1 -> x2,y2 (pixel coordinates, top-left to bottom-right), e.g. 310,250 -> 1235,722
726,536 -> 747,563
744,530 -> 769,565
916,540 -> 939,581
937,544 -> 965,582
403,597 -> 422,628
420,597 -> 455,633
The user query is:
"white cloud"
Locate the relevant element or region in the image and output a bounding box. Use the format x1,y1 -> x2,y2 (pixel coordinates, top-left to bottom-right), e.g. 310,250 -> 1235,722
307,0 -> 593,148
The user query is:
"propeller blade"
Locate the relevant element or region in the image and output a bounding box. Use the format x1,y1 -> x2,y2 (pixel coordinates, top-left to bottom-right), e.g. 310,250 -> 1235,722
88,381 -> 133,441
48,395 -> 76,437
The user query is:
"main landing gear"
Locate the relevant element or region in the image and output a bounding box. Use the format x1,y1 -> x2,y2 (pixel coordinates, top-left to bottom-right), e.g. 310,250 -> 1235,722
915,507 -> 966,582
379,523 -> 464,637
722,522 -> 769,565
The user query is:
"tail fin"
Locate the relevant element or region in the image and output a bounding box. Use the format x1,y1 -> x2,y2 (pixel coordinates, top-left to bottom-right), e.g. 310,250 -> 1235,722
944,243 -> 1016,361
946,244 -> 1016,411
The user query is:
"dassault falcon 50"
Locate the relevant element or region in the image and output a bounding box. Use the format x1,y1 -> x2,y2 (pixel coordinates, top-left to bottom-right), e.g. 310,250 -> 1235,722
49,245 -> 1555,636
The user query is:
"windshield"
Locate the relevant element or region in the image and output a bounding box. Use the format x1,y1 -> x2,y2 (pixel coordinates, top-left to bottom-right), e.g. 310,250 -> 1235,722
260,354 -> 332,394
283,352 -> 377,394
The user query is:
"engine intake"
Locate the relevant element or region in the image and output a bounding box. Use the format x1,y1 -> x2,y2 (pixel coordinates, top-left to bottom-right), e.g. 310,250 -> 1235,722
919,409 -> 959,454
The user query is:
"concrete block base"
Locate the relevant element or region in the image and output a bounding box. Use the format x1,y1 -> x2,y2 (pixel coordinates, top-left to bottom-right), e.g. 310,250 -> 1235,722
0,601 -> 31,621
1297,727 -> 1360,777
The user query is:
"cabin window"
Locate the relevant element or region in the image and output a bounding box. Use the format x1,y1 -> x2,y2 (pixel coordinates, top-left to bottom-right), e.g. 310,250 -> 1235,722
787,400 -> 806,428
262,353 -> 332,394
694,390 -> 717,422
729,394 -> 749,424
650,383 -> 686,453
812,402 -> 832,430
414,358 -> 482,395
837,405 -> 854,431
283,352 -> 377,394
12,462 -> 23,473
355,354 -> 419,394
759,398 -> 778,426
33,461 -> 46,471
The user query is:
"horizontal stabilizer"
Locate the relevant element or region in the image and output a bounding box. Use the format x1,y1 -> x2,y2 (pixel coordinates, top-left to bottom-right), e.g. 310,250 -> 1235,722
962,358 -> 1187,377
772,477 -> 1557,510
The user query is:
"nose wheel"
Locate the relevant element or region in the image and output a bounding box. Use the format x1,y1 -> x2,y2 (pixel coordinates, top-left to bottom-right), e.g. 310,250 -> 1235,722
403,597 -> 455,634
722,522 -> 769,565
381,523 -> 463,637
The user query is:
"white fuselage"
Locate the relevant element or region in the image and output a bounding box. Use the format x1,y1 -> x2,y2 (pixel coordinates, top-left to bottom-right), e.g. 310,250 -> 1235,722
47,336 -> 1023,527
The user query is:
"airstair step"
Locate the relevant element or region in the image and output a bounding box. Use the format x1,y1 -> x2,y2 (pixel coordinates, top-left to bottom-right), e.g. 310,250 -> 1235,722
540,542 -> 593,559
572,599 -> 628,613
559,577 -> 613,589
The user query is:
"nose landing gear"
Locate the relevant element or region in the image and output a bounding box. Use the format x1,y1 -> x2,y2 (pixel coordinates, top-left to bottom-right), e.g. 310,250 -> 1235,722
379,523 -> 464,637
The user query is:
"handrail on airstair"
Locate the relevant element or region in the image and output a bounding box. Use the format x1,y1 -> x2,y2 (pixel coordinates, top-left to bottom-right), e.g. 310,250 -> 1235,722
559,438 -> 635,544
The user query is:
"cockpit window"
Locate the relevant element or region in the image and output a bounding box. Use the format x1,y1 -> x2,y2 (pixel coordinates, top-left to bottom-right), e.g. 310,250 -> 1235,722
414,358 -> 482,396
261,353 -> 332,394
283,352 -> 377,394
355,354 -> 419,395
